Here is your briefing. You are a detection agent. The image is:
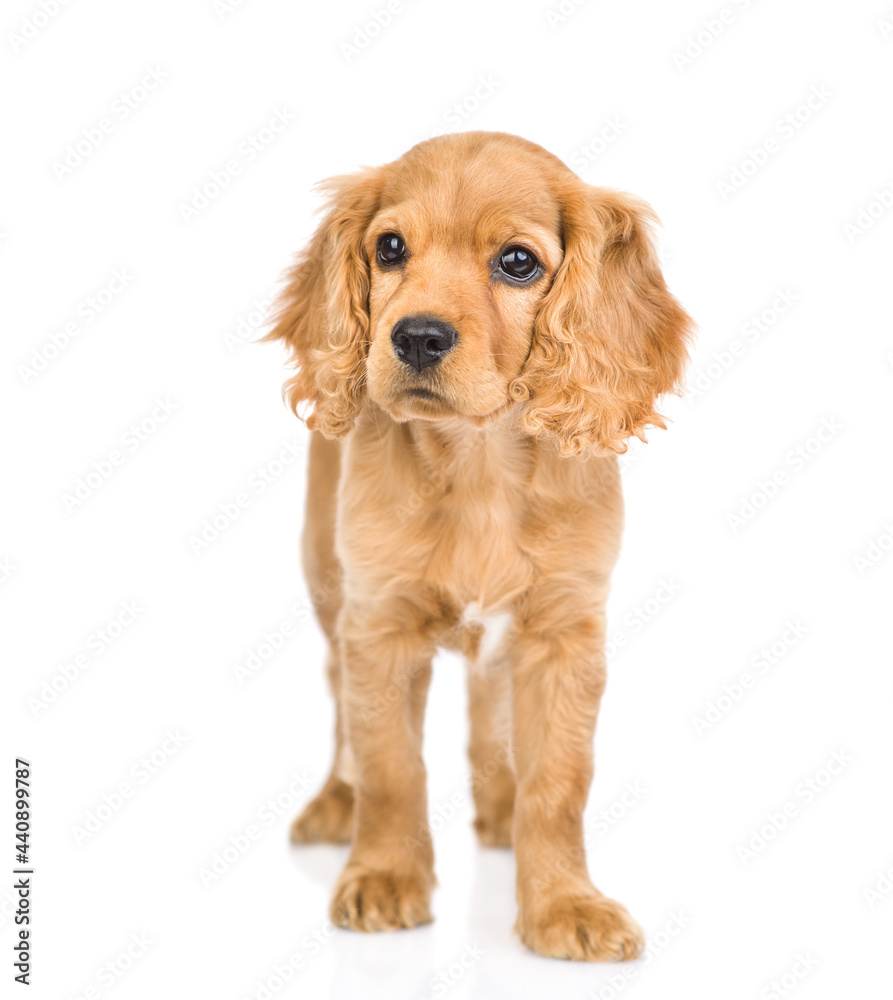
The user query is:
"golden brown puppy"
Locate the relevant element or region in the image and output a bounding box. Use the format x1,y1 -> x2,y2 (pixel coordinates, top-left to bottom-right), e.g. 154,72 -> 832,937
267,131 -> 692,961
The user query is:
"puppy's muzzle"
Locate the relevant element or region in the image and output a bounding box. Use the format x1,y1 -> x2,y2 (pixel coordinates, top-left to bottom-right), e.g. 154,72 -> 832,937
391,315 -> 457,372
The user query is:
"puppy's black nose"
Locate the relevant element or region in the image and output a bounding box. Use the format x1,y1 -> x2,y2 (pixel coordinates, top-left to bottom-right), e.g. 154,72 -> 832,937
391,316 -> 457,372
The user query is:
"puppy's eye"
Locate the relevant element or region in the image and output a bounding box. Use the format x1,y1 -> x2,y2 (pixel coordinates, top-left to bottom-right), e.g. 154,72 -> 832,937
498,245 -> 539,281
377,233 -> 407,265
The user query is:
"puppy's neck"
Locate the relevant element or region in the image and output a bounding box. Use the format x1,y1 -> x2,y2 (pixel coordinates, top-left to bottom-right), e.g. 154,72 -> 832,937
399,403 -> 527,468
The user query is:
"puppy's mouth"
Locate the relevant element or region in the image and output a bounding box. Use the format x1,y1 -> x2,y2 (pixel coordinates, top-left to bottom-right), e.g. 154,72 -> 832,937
400,385 -> 452,414
382,380 -> 458,421
404,387 -> 442,402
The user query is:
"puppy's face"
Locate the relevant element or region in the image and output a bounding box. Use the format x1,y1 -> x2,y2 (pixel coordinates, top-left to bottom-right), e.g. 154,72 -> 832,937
362,147 -> 563,423
269,132 -> 693,456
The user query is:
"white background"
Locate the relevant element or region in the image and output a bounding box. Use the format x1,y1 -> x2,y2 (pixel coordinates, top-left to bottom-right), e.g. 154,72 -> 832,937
2,0 -> 892,997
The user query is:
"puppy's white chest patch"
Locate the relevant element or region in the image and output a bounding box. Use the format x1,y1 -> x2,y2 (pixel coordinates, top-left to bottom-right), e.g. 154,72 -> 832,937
461,603 -> 513,662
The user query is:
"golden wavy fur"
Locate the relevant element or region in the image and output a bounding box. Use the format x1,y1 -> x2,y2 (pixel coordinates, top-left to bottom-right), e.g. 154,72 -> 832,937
267,131 -> 692,961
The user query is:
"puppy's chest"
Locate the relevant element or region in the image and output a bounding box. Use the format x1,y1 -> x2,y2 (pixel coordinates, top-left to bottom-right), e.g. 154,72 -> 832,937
408,453 -> 536,608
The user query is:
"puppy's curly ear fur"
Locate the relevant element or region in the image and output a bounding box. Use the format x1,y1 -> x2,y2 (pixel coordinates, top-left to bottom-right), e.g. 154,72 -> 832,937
264,168 -> 384,437
510,183 -> 693,457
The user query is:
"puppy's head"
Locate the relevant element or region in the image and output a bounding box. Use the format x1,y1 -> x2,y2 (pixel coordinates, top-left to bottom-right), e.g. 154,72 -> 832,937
268,131 -> 692,455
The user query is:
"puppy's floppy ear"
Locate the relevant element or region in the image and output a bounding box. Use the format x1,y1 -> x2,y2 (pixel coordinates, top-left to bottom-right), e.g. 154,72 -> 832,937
510,183 -> 693,457
265,168 -> 384,437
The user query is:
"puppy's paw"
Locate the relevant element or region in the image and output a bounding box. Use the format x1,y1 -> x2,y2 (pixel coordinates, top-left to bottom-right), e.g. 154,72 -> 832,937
330,866 -> 433,932
290,779 -> 354,844
473,808 -> 513,847
517,891 -> 644,962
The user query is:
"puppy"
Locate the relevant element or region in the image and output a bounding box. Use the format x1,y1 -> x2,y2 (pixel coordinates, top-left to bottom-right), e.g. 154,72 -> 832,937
267,131 -> 692,961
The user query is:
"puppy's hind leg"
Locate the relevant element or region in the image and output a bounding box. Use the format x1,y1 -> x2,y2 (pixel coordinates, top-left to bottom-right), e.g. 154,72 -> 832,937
290,433 -> 354,845
290,652 -> 354,844
466,649 -> 516,848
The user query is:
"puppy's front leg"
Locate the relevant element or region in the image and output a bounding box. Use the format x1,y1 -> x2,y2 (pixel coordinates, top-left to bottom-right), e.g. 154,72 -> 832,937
330,599 -> 436,932
511,590 -> 644,961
